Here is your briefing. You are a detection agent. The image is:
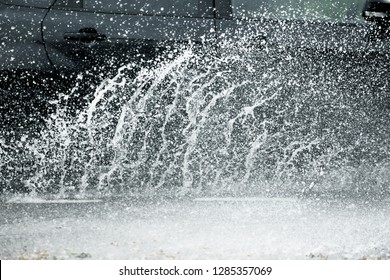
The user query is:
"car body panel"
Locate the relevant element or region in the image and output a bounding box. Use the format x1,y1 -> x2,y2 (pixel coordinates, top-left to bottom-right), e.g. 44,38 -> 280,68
42,0 -> 215,73
0,3 -> 53,71
83,0 -> 213,18
1,0 -> 55,8
0,0 -> 389,78
0,43 -> 52,70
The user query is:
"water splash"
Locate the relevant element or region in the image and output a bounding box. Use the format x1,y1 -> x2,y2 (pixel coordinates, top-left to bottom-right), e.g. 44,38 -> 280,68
1,39 -> 390,199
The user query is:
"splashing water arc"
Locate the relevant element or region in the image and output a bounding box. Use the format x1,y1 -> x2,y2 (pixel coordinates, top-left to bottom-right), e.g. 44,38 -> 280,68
1,41 -> 390,200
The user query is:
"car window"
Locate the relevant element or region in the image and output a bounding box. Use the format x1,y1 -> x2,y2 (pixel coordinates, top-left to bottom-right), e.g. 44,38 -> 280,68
84,0 -> 200,17
231,0 -> 367,22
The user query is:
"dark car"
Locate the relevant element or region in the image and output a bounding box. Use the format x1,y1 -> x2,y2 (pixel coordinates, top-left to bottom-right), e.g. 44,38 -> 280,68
0,0 -> 389,119
1,0 -> 390,81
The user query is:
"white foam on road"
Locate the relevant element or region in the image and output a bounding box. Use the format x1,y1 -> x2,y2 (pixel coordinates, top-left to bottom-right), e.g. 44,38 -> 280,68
6,196 -> 102,204
1,198 -> 389,260
194,197 -> 298,202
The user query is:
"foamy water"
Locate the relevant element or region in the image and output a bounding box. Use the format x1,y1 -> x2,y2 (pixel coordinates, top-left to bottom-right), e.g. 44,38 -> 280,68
1,40 -> 389,200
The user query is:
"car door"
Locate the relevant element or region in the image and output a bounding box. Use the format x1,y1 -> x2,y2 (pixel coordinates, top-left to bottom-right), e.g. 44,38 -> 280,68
0,0 -> 54,73
42,0 -> 215,75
